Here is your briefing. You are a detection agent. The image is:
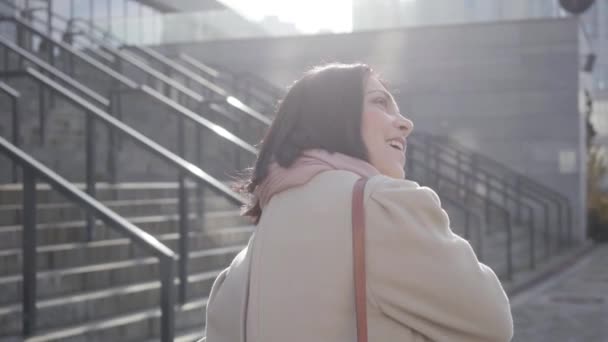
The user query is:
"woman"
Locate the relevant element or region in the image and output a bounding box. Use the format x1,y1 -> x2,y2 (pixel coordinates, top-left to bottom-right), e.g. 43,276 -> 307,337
202,63 -> 513,341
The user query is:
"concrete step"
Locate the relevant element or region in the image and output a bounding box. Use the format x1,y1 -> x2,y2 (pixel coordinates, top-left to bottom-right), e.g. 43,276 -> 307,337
0,267 -> 219,336
0,234 -> 249,305
0,221 -> 251,275
0,191 -> 241,225
0,182 -> 234,205
7,295 -> 209,342
0,197 -> 199,226
0,209 -> 248,250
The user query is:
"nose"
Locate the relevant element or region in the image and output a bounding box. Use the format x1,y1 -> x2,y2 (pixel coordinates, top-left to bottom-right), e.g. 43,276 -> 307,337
395,114 -> 414,137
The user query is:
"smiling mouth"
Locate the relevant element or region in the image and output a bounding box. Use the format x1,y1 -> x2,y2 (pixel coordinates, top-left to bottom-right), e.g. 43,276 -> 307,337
387,139 -> 405,151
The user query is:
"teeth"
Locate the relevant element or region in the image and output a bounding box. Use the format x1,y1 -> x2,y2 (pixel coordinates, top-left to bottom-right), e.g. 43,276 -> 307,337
388,140 -> 403,151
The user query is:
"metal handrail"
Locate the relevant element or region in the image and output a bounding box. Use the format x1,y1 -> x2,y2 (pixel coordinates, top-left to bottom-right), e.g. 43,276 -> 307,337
0,80 -> 20,182
0,36 -> 109,107
420,139 -> 563,251
410,140 -> 544,270
126,46 -> 272,126
416,134 -> 566,222
179,53 -> 220,80
419,133 -> 571,244
2,3 -> 268,151
42,12 -> 265,127
140,85 -> 257,155
0,12 -> 257,163
11,6 -> 204,103
0,136 -> 176,341
425,132 -> 571,204
0,79 -> 19,97
102,45 -> 204,101
212,65 -> 283,115
18,65 -> 245,310
1,11 -> 260,182
0,15 -> 137,89
408,143 -> 516,279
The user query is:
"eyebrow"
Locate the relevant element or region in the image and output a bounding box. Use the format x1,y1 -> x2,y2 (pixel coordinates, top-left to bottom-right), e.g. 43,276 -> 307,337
366,89 -> 402,114
366,89 -> 396,103
367,89 -> 393,98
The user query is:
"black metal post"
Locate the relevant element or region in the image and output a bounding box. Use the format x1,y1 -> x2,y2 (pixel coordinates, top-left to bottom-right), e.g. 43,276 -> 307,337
515,176 -> 522,222
64,0 -> 76,75
138,2 -> 142,44
196,123 -> 204,221
456,152 -> 462,190
528,206 -> 536,270
433,145 -> 440,186
17,25 -> 24,68
505,210 -> 513,281
70,0 -> 75,21
484,175 -> 490,223
107,92 -> 117,185
47,0 -> 53,65
476,216 -> 484,262
565,202 -> 572,246
114,59 -> 124,149
89,0 -> 94,36
123,0 -> 128,43
464,210 -> 470,241
22,167 -> 37,336
177,117 -> 188,304
163,65 -> 171,97
11,97 -> 19,183
233,120 -> 240,171
159,256 -> 176,342
106,0 -> 111,33
3,46 -> 8,70
85,112 -> 96,241
38,83 -> 45,145
543,201 -> 550,258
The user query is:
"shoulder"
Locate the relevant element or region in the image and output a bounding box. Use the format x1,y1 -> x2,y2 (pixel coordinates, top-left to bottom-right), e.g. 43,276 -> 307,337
365,175 -> 441,207
363,175 -> 450,235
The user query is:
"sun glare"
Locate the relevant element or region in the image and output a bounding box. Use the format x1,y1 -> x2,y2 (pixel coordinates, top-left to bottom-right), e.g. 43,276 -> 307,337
222,0 -> 353,34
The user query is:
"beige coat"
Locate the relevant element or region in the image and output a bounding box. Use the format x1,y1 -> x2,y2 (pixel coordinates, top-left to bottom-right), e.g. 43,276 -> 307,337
204,170 -> 513,342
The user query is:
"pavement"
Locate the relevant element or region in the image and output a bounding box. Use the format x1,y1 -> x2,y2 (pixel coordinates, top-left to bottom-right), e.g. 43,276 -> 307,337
510,243 -> 608,342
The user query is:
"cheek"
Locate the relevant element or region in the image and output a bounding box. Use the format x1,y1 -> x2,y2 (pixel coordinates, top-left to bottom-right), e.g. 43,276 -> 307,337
361,110 -> 386,156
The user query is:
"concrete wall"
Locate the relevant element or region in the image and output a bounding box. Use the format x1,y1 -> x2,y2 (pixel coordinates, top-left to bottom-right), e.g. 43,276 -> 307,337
157,17 -> 585,241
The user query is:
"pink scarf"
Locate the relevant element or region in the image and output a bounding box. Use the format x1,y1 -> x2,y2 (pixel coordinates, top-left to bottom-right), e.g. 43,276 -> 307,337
254,149 -> 380,209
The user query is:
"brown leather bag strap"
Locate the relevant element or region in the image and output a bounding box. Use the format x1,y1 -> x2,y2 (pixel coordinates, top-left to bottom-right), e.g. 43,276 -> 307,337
352,177 -> 368,342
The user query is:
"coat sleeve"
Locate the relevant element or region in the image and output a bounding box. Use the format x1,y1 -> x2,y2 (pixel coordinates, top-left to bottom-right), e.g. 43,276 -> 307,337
364,177 -> 513,342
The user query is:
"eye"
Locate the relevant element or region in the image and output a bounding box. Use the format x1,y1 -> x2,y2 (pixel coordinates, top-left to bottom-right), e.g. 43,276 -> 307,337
373,96 -> 389,107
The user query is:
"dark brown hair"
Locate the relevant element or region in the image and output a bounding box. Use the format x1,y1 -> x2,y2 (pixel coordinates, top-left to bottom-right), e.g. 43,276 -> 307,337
237,63 -> 374,223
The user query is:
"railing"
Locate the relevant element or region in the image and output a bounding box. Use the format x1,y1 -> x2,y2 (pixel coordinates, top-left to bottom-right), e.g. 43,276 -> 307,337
0,1 -> 202,104
0,36 -> 109,107
178,53 -> 220,81
409,139 -> 541,271
0,15 -> 136,88
124,46 -> 273,126
0,80 -> 20,182
0,136 -> 176,341
1,1 -> 266,166
212,66 -> 283,116
407,142 -> 517,279
4,63 -> 245,312
418,132 -> 572,249
11,2 -> 272,128
0,10 -> 259,180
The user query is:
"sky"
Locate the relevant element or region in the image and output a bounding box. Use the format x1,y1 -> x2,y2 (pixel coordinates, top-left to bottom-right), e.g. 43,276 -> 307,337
221,0 -> 353,34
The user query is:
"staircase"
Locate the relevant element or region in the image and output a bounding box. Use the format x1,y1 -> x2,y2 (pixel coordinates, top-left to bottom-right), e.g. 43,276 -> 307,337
0,182 -> 252,341
0,1 -> 584,340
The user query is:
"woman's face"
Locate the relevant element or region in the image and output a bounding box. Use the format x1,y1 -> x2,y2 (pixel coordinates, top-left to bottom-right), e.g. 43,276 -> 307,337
361,76 -> 414,179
